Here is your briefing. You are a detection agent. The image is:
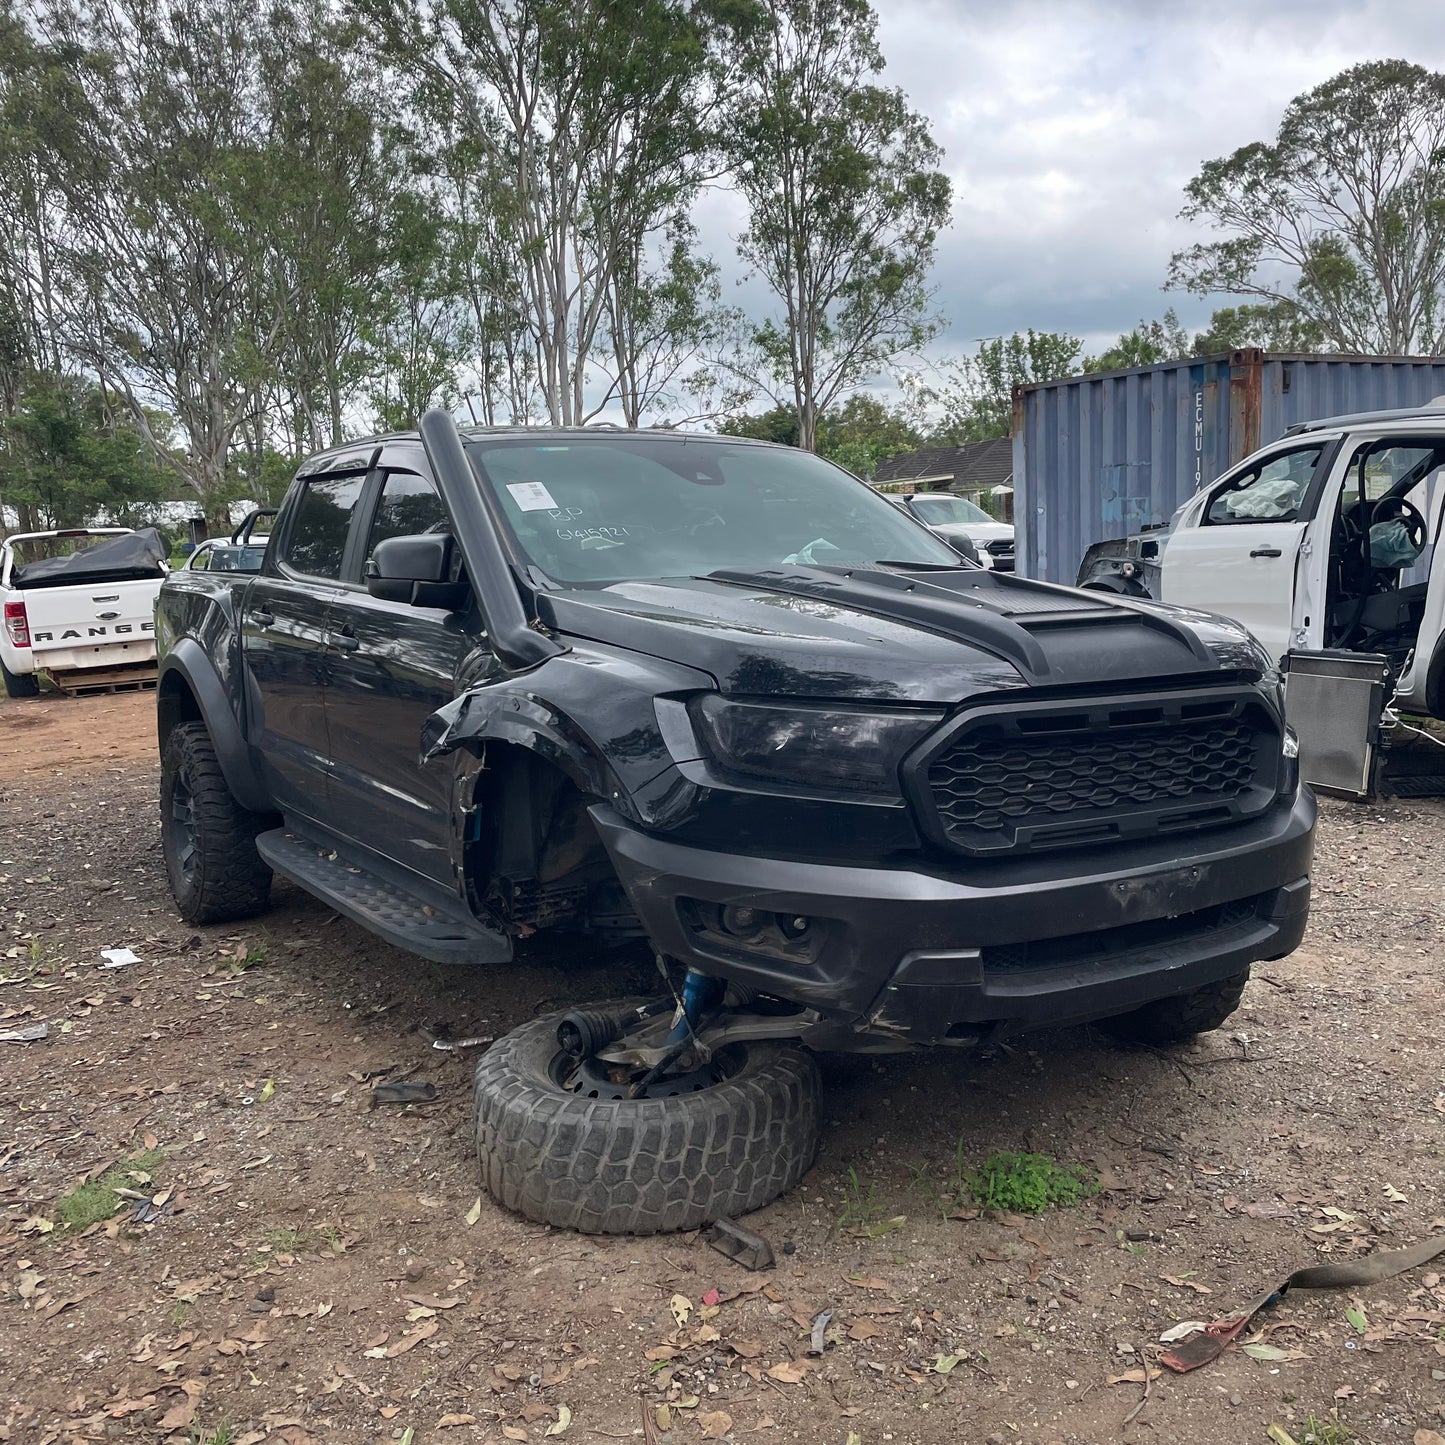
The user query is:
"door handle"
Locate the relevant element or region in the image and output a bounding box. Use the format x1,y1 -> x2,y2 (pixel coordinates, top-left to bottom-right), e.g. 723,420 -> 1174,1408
333,627 -> 360,652
1249,546 -> 1283,558
251,609 -> 275,627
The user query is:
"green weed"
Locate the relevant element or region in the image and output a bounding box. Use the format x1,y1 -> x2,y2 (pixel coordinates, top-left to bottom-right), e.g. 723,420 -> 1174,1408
965,1151 -> 1097,1215
1299,1416 -> 1357,1445
56,1148 -> 164,1232
259,1226 -> 315,1256
838,1166 -> 882,1230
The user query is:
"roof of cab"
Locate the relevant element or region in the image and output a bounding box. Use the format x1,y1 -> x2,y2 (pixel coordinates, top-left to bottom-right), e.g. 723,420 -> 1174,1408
293,424 -> 770,478
1285,395 -> 1445,435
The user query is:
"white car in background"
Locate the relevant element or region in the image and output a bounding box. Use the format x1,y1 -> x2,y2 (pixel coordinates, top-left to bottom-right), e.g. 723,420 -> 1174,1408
0,527 -> 168,697
898,492 -> 1016,570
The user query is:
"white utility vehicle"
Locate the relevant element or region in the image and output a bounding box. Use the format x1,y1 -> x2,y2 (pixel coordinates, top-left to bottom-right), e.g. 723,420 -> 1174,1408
0,527 -> 168,697
1077,399 -> 1445,793
898,492 -> 1016,570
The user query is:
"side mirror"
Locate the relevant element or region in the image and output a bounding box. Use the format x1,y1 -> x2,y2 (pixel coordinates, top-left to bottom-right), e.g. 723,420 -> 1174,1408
366,533 -> 468,609
950,536 -> 981,565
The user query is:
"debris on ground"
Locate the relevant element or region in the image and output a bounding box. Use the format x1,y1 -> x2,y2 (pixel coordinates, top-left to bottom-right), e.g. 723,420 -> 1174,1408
0,1021 -> 47,1042
371,1079 -> 439,1105
705,1217 -> 774,1271
1161,1232 -> 1445,1371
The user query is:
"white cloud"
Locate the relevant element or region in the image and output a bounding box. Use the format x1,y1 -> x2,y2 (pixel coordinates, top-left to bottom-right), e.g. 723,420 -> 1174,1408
700,0 -> 1445,365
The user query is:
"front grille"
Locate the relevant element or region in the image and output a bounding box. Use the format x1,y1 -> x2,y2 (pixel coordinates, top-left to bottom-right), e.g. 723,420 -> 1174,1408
920,692 -> 1278,855
985,539 -> 1014,556
982,894 -> 1265,972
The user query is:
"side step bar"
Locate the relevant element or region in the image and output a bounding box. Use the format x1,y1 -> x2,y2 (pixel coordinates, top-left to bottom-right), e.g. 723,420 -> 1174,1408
255,829 -> 512,965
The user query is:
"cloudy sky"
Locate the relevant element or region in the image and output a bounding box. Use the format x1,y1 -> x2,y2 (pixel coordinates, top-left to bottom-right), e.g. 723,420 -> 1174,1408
696,0 -> 1445,366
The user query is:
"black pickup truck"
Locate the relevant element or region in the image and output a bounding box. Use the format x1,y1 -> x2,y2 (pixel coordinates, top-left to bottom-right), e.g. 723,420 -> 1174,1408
155,412 -> 1315,1234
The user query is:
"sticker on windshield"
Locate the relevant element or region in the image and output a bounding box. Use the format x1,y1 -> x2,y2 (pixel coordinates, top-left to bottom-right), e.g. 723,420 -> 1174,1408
506,481 -> 559,512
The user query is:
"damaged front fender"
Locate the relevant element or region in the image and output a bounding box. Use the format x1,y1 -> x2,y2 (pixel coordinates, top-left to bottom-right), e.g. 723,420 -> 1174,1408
419,645 -> 715,830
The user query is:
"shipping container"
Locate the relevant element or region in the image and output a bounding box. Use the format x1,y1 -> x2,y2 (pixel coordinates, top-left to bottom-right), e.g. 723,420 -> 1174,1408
1011,349 -> 1445,584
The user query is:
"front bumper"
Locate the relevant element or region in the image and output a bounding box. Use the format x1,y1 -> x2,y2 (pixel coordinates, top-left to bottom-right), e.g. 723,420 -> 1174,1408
591,790 -> 1316,1047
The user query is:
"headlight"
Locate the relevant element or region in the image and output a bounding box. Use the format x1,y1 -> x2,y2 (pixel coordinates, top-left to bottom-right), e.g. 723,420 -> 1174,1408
689,695 -> 944,795
1282,725 -> 1299,759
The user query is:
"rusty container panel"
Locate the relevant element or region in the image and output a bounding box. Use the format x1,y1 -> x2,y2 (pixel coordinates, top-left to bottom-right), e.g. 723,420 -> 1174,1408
1013,351 -> 1445,584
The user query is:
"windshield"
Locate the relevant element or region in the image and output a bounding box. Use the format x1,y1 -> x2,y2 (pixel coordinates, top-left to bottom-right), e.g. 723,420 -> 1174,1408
466,437 -> 962,584
910,493 -> 993,526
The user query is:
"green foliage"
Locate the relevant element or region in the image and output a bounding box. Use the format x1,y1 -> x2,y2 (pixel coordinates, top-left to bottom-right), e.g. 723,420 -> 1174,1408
1193,301 -> 1326,355
1298,1416 -> 1357,1445
727,0 -> 951,449
838,1166 -> 882,1229
57,1148 -> 165,1232
717,392 -> 920,477
914,330 -> 1080,444
1083,309 -> 1192,374
1169,59 -> 1445,353
965,1152 -> 1097,1215
1,372 -> 169,528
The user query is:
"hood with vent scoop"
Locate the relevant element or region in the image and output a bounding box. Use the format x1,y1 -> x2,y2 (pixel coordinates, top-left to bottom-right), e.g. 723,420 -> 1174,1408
534,565 -> 1269,704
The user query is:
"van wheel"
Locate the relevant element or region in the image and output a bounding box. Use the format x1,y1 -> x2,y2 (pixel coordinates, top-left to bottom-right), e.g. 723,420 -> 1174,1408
472,1013 -> 820,1234
1,658 -> 40,698
160,722 -> 272,925
1100,969 -> 1249,1046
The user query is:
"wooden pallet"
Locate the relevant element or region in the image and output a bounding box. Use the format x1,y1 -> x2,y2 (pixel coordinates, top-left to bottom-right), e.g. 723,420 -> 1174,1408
49,666 -> 159,697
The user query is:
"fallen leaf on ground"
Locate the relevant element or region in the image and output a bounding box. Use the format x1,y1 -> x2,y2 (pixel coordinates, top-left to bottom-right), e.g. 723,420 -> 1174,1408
699,1410 -> 733,1438
1160,1273 -> 1212,1294
845,1276 -> 889,1292
670,1294 -> 692,1329
502,1429 -> 527,1443
1414,1431 -> 1445,1445
765,1359 -> 815,1385
848,1319 -> 881,1342
932,1354 -> 961,1375
158,1381 -> 204,1430
1268,1427 -> 1300,1445
543,1404 -> 571,1436
465,1198 -> 482,1227
1107,1368 -> 1162,1385
385,1321 -> 439,1357
727,1338 -> 764,1359
1242,1342 -> 1307,1362
1345,1305 -> 1368,1334
1384,1184 -> 1408,1203
437,1415 -> 477,1428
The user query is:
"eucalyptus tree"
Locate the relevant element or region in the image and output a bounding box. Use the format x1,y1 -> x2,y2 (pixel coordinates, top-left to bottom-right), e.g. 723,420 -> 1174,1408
726,0 -> 952,451
1170,60 -> 1445,355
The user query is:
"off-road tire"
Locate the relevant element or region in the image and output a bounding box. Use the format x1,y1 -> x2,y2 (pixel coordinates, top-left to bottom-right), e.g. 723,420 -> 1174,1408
472,1013 -> 821,1234
1100,969 -> 1249,1046
1,657 -> 40,698
160,721 -> 272,925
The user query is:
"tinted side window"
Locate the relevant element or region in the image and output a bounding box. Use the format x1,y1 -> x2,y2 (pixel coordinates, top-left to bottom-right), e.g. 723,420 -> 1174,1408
365,472 -> 449,563
284,475 -> 367,579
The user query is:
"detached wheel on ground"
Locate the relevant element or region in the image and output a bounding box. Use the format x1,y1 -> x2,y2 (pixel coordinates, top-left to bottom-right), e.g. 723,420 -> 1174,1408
472,1013 -> 821,1234
1,657 -> 40,698
160,721 -> 273,925
1099,968 -> 1249,1046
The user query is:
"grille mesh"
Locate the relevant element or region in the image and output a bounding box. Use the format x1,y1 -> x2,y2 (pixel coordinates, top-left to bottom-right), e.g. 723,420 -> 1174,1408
928,717 -> 1258,851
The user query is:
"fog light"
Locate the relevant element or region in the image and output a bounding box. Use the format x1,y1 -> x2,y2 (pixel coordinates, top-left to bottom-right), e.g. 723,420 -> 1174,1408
779,915 -> 811,940
720,905 -> 762,935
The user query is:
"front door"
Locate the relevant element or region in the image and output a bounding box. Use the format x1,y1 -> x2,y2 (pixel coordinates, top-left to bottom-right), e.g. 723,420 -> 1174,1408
243,471 -> 368,821
1161,441 -> 1331,664
323,470 -> 480,887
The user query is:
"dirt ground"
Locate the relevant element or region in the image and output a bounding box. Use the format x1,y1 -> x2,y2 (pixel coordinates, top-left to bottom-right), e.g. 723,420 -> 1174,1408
1,690 -> 1443,1445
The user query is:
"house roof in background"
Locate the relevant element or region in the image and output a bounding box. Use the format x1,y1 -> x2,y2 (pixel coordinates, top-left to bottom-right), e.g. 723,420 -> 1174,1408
874,436 -> 1013,491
